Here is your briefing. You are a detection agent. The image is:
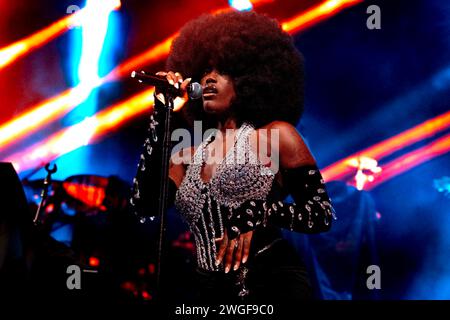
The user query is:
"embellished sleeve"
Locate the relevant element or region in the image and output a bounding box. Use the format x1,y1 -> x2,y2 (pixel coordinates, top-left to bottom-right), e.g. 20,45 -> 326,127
129,96 -> 177,221
226,164 -> 336,239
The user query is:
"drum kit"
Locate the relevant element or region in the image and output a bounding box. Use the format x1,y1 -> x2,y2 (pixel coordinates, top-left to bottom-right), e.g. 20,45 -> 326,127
0,162 -> 196,303
22,171 -> 131,245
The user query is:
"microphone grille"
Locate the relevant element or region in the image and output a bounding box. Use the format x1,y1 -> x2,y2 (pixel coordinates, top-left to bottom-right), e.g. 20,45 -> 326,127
188,82 -> 203,100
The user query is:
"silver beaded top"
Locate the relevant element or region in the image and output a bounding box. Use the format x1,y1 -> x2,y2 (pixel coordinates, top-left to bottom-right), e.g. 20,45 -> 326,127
175,122 -> 275,271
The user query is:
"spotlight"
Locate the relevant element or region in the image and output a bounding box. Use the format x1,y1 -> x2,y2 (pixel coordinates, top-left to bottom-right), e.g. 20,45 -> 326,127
229,0 -> 253,11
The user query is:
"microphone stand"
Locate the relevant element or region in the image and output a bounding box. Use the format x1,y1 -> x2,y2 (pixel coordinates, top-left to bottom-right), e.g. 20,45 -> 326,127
154,92 -> 174,304
33,163 -> 57,225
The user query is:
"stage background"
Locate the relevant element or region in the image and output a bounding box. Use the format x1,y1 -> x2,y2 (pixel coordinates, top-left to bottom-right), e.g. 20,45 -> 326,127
0,0 -> 449,301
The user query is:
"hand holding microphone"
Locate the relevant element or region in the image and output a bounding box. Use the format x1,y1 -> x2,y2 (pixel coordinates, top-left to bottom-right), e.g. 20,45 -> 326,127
131,70 -> 202,102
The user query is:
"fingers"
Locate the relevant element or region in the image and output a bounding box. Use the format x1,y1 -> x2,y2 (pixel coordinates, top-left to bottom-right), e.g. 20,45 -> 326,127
174,72 -> 184,84
154,71 -> 189,102
155,70 -> 185,89
166,71 -> 177,88
224,238 -> 237,273
215,230 -> 253,273
233,236 -> 244,271
215,231 -> 228,267
180,77 -> 192,91
242,231 -> 253,264
166,71 -> 184,89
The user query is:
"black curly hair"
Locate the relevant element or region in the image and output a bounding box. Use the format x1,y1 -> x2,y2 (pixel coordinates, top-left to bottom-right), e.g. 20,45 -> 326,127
166,10 -> 304,129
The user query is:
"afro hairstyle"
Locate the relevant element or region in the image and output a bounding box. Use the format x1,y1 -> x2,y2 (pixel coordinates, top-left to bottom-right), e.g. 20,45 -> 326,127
166,10 -> 304,129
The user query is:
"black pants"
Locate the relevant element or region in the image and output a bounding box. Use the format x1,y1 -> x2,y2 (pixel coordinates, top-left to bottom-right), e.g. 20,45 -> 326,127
192,238 -> 313,305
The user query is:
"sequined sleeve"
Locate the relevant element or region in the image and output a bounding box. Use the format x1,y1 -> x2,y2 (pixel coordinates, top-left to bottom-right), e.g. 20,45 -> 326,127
226,164 -> 336,239
129,96 -> 177,220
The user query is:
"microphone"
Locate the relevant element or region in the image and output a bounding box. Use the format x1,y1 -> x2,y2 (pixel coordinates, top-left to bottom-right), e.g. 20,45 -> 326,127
131,71 -> 203,100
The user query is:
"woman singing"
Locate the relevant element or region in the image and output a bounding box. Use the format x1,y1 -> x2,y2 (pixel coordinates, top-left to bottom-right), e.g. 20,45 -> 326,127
130,10 -> 335,305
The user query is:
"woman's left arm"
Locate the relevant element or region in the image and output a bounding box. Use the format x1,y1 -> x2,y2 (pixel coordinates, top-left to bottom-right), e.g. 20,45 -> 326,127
226,121 -> 336,239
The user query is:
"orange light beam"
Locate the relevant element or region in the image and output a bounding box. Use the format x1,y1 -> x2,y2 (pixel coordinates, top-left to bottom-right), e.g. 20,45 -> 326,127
365,133 -> 450,190
0,87 -> 87,150
106,0 -> 270,80
5,88 -> 155,172
322,110 -> 450,182
7,89 -> 186,173
1,1 -> 269,149
3,0 -> 364,159
12,0 -> 446,187
282,0 -> 363,33
105,36 -> 175,81
0,1 -> 121,70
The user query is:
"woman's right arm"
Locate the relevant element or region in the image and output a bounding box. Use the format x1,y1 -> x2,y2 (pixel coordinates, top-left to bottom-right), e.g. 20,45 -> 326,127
129,71 -> 191,220
129,95 -> 175,219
